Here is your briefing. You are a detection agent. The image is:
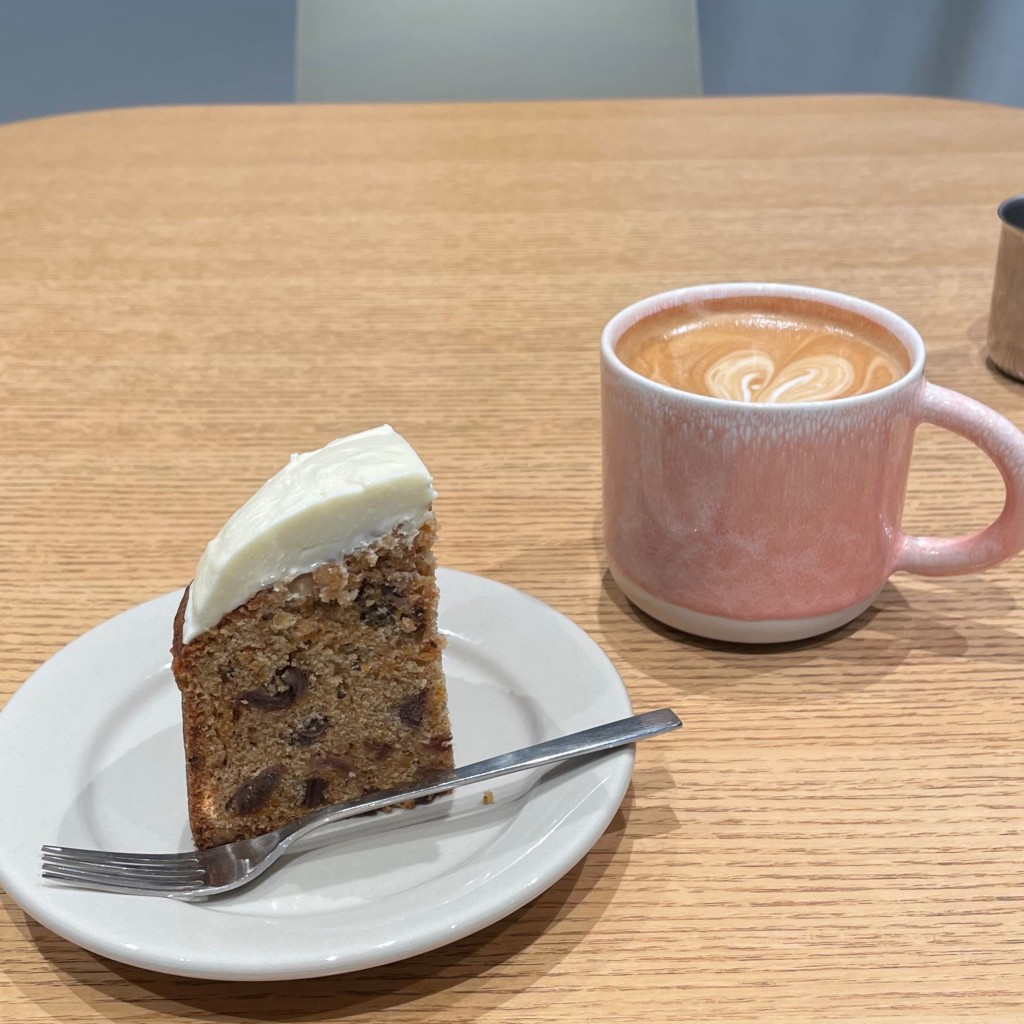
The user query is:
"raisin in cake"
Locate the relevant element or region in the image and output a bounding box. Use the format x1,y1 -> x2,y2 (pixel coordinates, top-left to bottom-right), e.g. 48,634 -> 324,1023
171,426 -> 453,849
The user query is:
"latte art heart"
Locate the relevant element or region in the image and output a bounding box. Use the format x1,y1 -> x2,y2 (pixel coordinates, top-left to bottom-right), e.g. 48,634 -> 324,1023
703,350 -> 891,403
616,305 -> 909,404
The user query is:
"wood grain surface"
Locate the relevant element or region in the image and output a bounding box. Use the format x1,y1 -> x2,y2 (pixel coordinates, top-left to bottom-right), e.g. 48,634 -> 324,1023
2,94 -> 1023,1022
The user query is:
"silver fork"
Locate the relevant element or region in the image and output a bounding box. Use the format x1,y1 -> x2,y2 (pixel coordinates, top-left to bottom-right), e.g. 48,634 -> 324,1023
42,708 -> 680,899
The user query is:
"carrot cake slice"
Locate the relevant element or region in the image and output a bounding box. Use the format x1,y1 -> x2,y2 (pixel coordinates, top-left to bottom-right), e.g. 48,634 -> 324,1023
171,426 -> 453,849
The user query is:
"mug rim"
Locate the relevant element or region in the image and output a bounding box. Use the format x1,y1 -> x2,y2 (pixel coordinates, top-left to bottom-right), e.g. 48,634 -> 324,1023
601,282 -> 927,411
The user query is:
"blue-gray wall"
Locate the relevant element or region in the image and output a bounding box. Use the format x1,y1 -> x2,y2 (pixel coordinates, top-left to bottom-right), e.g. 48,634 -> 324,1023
698,0 -> 1024,109
0,0 -> 1021,125
0,0 -> 294,124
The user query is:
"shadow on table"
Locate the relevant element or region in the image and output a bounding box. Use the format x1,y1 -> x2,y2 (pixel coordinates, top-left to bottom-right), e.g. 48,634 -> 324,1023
597,564 -> 1022,702
8,783 -> 678,1021
966,312 -> 1024,395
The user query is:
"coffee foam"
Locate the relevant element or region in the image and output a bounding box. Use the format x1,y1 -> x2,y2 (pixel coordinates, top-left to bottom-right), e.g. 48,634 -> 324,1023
616,297 -> 911,404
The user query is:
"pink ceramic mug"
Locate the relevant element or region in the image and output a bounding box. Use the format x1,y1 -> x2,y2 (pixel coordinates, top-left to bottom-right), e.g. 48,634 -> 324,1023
601,283 -> 1024,643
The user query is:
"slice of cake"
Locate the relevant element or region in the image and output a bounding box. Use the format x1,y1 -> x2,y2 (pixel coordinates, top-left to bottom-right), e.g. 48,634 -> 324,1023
171,426 -> 454,849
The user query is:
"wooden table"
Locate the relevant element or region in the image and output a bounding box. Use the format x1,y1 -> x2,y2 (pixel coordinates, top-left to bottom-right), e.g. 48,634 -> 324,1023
2,94 -> 1023,1022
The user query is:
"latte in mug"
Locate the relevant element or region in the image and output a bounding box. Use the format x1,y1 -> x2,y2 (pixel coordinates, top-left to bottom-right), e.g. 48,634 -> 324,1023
602,283 -> 1024,643
616,296 -> 910,403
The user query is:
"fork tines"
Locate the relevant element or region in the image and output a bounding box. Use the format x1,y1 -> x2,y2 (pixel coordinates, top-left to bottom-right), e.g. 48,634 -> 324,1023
41,844 -> 206,895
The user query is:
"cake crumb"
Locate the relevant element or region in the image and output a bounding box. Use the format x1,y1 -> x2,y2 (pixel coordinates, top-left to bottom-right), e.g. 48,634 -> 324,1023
482,789 -> 494,805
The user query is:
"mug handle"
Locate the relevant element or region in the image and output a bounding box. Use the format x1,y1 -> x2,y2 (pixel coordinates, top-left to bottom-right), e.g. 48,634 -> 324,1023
897,382 -> 1024,575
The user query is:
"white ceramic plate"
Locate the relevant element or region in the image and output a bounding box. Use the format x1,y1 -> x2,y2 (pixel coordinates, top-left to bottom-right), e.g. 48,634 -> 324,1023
0,568 -> 633,980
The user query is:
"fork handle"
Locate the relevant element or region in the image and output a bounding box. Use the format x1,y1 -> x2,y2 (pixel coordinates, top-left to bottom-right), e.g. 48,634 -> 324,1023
285,708 -> 681,844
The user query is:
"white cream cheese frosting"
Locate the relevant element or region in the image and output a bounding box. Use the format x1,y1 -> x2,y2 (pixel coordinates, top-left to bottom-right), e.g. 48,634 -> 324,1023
182,425 -> 436,644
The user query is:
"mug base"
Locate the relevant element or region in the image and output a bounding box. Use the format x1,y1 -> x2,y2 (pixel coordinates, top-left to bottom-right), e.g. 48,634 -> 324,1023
610,567 -> 881,644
